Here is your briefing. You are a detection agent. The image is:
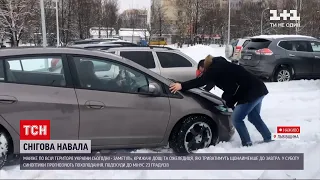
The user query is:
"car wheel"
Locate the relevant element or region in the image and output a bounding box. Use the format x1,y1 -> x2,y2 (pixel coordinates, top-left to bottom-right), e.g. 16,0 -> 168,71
169,116 -> 218,155
274,67 -> 292,82
0,130 -> 9,169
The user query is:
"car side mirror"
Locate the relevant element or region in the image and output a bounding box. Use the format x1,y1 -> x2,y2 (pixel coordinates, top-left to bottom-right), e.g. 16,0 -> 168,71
148,83 -> 161,96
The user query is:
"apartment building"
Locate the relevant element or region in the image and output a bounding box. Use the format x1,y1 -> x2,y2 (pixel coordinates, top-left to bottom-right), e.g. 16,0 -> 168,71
151,0 -> 245,23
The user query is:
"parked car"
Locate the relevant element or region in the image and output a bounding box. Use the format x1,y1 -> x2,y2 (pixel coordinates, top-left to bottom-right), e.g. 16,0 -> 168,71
105,46 -> 198,82
239,35 -> 320,82
225,38 -> 251,63
99,40 -> 139,47
68,43 -> 124,50
49,43 -> 132,71
69,38 -> 121,45
0,47 -> 235,168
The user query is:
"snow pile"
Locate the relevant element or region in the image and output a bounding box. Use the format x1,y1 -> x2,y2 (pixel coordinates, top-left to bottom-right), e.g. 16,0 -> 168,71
1,80 -> 319,179
178,45 -> 226,62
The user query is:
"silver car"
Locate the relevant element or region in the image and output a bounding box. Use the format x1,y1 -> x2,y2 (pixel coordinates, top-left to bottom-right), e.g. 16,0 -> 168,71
105,47 -> 198,82
225,38 -> 251,63
0,47 -> 234,169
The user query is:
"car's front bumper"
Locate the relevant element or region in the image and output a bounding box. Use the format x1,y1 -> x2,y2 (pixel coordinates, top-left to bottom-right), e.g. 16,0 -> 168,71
216,113 -> 235,142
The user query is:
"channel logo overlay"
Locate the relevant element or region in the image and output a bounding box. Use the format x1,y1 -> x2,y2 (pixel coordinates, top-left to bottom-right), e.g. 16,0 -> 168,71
20,120 -> 91,154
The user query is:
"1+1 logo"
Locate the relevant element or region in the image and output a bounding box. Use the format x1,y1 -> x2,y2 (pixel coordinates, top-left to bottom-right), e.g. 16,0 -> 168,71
269,10 -> 301,28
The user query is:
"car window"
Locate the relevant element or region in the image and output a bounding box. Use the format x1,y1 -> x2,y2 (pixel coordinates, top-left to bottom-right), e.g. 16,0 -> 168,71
311,41 -> 320,52
244,38 -> 272,50
279,41 -> 295,51
120,51 -> 156,69
292,41 -> 313,52
3,56 -> 66,87
230,39 -> 238,46
242,40 -> 250,48
157,52 -> 192,68
73,56 -> 159,94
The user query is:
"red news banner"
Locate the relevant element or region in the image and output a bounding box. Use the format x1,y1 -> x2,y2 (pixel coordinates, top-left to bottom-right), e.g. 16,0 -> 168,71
272,126 -> 301,140
19,120 -> 91,154
19,120 -> 303,170
277,126 -> 300,133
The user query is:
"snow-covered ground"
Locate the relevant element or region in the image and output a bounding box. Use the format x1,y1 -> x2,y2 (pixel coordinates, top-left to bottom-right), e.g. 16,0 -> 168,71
1,45 -> 320,179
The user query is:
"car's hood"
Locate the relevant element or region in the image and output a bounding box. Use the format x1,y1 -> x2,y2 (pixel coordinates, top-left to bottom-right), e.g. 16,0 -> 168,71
166,78 -> 226,106
187,88 -> 233,113
187,88 -> 225,106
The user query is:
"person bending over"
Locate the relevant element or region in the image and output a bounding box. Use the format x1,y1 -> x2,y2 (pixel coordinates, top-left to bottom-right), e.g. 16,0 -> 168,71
169,55 -> 272,147
196,59 -> 215,92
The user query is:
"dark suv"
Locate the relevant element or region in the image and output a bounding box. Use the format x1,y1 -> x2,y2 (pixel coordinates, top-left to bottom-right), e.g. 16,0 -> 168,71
239,35 -> 320,82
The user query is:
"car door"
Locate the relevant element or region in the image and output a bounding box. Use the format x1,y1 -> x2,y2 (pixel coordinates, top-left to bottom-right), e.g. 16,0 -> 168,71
279,40 -> 314,78
119,50 -> 161,75
310,41 -> 320,77
68,55 -> 170,147
155,51 -> 197,82
0,55 -> 79,140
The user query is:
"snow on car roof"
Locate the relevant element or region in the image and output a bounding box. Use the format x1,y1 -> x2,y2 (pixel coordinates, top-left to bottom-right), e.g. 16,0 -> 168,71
251,35 -> 316,39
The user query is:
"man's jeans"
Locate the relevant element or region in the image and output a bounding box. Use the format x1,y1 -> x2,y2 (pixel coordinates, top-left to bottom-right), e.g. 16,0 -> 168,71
231,96 -> 271,146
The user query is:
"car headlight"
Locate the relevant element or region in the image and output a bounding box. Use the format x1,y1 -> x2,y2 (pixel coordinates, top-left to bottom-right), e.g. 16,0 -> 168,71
215,105 -> 233,113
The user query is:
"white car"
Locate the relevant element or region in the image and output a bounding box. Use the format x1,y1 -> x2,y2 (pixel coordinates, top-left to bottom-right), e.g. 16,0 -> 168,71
225,38 -> 251,63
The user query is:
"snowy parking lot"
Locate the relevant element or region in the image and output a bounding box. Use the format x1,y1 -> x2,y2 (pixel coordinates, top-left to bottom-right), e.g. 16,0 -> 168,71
0,45 -> 319,179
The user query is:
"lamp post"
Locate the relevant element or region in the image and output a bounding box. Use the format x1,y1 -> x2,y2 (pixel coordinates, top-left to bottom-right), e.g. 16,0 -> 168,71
227,0 -> 231,44
40,0 -> 47,47
260,8 -> 270,35
54,0 -> 59,47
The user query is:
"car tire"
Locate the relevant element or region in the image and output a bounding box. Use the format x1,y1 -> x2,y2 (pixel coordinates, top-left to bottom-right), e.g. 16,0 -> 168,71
0,130 -> 9,170
274,67 -> 292,82
169,116 -> 218,155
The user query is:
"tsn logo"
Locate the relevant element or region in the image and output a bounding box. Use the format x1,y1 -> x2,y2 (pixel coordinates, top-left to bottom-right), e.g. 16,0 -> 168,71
20,120 -> 51,140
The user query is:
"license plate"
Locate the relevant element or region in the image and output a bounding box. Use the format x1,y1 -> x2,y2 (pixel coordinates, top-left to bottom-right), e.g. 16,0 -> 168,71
243,55 -> 251,60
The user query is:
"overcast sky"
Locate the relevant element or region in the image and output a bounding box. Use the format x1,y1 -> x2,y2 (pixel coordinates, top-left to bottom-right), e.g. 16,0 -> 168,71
118,0 -> 151,13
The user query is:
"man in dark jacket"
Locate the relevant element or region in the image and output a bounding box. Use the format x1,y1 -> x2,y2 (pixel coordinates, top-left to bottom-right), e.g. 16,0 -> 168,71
169,55 -> 272,147
196,59 -> 215,92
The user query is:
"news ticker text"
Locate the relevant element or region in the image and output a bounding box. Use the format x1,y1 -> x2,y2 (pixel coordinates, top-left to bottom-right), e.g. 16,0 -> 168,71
20,153 -> 303,170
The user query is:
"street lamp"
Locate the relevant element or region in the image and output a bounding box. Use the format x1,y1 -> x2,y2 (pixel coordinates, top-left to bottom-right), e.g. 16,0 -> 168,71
42,0 -> 59,47
40,0 -> 47,47
227,0 -> 231,44
260,8 -> 270,35
53,0 -> 60,47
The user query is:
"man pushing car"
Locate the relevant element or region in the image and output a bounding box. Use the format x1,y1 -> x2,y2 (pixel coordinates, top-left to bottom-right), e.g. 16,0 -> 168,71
169,55 -> 273,147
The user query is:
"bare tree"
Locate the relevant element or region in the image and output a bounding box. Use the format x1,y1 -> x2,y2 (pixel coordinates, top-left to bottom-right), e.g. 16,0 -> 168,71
141,9 -> 150,41
0,0 -> 37,46
114,15 -> 122,32
236,2 -> 264,37
120,9 -> 140,28
102,0 -> 118,37
151,0 -> 169,36
296,0 -> 320,37
175,0 -> 192,42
